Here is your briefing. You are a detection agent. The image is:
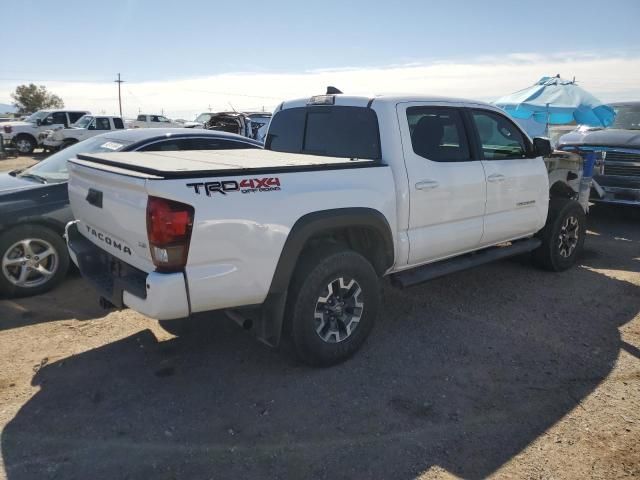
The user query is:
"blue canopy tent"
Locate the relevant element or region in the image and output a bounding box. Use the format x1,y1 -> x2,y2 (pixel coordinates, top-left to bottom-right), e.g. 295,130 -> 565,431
494,75 -> 616,134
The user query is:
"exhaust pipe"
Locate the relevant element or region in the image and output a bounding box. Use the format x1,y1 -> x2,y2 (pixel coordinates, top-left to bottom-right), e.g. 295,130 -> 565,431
226,310 -> 253,330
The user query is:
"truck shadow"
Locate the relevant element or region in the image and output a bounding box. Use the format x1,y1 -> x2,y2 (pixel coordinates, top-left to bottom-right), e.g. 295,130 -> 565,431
0,273 -> 105,331
2,220 -> 639,479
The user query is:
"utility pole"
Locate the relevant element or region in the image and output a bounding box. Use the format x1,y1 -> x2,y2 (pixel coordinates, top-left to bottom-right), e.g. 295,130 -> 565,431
114,73 -> 125,118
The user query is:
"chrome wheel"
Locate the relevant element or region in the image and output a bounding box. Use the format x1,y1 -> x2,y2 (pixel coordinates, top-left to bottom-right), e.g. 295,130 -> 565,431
314,277 -> 364,343
14,138 -> 34,154
1,238 -> 58,288
558,215 -> 580,258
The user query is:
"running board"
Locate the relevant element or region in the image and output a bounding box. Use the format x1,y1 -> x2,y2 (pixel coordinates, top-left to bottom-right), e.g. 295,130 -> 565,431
390,238 -> 541,288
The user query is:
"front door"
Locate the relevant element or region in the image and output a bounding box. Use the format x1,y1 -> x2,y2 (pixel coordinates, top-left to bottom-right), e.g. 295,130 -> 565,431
468,108 -> 549,246
397,103 -> 487,265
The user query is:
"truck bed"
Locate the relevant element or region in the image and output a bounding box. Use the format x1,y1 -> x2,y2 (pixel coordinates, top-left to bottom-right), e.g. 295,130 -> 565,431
72,149 -> 379,178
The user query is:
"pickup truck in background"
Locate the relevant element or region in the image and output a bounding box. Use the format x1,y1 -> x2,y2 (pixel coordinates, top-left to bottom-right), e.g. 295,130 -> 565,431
558,101 -> 640,208
129,114 -> 184,129
42,115 -> 126,150
2,109 -> 90,154
66,92 -> 586,366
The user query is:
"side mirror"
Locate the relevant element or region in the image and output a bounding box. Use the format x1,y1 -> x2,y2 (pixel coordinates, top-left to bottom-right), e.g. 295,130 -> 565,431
532,137 -> 552,158
36,119 -> 42,126
88,125 -> 95,130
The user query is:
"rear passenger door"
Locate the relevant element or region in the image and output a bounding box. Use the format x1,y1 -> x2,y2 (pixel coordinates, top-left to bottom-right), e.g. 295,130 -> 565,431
397,103 -> 487,265
468,108 -> 549,246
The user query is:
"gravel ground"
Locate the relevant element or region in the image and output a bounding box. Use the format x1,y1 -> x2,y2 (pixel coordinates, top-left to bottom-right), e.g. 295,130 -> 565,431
0,156 -> 638,479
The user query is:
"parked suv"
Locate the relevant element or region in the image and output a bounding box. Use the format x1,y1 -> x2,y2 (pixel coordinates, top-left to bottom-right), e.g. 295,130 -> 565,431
558,101 -> 640,207
2,110 -> 89,154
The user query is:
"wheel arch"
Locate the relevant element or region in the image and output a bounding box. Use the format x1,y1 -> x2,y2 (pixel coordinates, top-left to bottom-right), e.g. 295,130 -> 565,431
549,180 -> 577,199
1,217 -> 67,238
269,207 -> 394,295
242,208 -> 394,348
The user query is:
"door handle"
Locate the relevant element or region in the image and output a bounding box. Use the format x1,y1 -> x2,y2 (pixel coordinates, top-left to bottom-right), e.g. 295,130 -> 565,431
415,180 -> 440,190
487,173 -> 506,183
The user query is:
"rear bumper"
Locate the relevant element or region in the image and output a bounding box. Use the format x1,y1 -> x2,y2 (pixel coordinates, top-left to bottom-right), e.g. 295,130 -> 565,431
66,221 -> 190,319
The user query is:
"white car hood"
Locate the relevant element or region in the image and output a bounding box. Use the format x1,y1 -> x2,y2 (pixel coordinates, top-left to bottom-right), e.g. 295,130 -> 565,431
2,121 -> 33,128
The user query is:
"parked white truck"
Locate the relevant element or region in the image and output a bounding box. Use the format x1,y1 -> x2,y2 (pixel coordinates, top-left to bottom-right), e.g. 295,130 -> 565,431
129,114 -> 184,129
42,115 -> 126,150
66,93 -> 586,366
2,109 -> 89,153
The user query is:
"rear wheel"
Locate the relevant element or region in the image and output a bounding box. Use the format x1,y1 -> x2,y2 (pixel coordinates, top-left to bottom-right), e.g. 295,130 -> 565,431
0,225 -> 69,298
286,246 -> 380,367
533,198 -> 586,271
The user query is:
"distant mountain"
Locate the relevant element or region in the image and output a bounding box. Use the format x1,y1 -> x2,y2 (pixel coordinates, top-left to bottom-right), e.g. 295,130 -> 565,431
0,103 -> 17,114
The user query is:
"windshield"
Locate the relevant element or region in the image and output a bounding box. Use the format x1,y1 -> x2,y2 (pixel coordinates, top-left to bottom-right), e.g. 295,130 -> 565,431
24,111 -> 49,123
18,135 -> 133,182
610,105 -> 640,130
195,113 -> 213,123
73,115 -> 94,129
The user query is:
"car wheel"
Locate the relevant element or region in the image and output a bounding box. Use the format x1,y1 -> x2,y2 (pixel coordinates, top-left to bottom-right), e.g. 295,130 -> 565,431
0,225 -> 70,298
286,245 -> 380,367
13,135 -> 36,155
533,198 -> 586,272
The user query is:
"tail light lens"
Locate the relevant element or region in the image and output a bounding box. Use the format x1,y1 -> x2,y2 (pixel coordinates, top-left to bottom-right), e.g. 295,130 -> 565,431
3,125 -> 12,134
146,196 -> 194,272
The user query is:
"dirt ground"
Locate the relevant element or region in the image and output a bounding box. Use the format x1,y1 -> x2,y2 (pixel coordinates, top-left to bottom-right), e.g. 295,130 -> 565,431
0,155 -> 638,479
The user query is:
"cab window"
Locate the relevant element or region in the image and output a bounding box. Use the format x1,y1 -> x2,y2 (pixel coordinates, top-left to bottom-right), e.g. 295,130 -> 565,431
43,112 -> 68,127
471,110 -> 528,160
406,107 -> 471,162
95,117 -> 111,130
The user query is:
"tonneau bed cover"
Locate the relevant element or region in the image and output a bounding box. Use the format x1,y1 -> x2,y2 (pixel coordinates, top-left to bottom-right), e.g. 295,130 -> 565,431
72,149 -> 380,178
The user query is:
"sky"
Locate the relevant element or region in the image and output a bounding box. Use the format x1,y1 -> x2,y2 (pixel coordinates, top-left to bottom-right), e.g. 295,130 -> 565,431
1,0 -> 639,118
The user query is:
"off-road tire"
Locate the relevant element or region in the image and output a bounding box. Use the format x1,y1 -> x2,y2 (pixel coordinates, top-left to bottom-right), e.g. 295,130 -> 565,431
286,245 -> 380,367
533,198 -> 586,271
0,225 -> 70,298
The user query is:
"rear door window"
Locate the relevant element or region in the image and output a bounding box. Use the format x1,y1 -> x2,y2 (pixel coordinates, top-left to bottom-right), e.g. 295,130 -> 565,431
406,107 -> 471,162
69,112 -> 86,123
95,117 -> 111,130
266,106 -> 380,160
113,118 -> 125,129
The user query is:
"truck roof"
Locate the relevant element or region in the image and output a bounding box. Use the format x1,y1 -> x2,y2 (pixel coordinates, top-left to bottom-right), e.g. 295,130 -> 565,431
280,94 -> 494,110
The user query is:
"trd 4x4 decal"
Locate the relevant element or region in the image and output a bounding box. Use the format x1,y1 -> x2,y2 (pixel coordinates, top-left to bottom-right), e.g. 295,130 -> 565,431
187,177 -> 281,196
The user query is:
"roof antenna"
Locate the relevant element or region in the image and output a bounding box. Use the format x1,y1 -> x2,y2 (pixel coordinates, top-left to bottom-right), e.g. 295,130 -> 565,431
326,86 -> 343,94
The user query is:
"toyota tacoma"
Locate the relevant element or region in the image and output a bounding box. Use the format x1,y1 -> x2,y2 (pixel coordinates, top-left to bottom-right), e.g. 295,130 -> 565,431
65,93 -> 586,366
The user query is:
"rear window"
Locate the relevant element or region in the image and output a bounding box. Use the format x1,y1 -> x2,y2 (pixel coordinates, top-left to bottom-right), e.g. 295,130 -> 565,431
266,106 -> 381,160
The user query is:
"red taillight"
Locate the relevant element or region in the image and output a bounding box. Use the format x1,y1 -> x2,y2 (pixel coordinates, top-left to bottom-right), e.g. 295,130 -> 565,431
3,125 -> 12,134
146,196 -> 194,272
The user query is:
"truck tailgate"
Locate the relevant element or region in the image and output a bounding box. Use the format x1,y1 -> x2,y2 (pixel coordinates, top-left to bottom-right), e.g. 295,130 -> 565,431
67,160 -> 154,272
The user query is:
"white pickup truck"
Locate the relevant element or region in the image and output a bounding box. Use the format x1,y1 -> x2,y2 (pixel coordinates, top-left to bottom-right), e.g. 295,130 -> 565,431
129,114 -> 184,129
42,115 -> 126,150
2,109 -> 90,153
66,93 -> 586,366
